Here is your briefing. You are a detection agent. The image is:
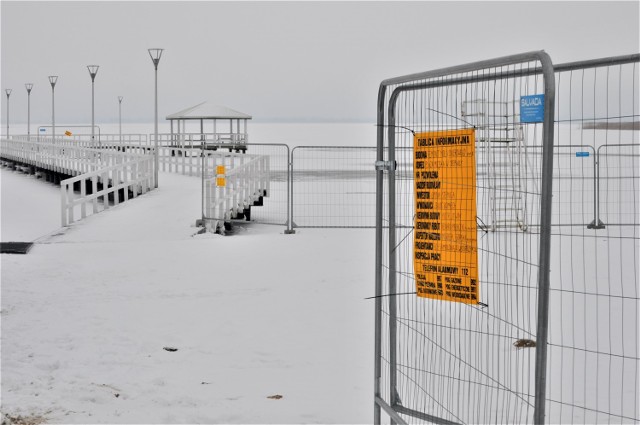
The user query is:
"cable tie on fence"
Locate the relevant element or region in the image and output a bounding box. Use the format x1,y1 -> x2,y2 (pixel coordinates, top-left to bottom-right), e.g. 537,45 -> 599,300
476,216 -> 489,234
425,108 -> 478,129
374,124 -> 416,135
478,302 -> 489,308
364,291 -> 417,300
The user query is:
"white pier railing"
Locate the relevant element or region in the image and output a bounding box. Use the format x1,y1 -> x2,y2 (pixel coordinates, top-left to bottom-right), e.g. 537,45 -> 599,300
0,136 -> 156,227
154,133 -> 248,150
61,154 -> 154,226
203,154 -> 270,233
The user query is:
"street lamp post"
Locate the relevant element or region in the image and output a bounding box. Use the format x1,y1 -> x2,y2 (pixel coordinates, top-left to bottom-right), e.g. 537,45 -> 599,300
4,89 -> 11,138
87,65 -> 99,146
118,96 -> 123,143
148,48 -> 163,189
48,76 -> 58,141
25,84 -> 33,140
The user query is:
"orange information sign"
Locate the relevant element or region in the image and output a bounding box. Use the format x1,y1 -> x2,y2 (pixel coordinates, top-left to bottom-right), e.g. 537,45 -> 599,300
413,128 -> 479,304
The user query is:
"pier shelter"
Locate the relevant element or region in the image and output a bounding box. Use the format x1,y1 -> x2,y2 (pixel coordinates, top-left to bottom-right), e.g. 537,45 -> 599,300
166,102 -> 252,152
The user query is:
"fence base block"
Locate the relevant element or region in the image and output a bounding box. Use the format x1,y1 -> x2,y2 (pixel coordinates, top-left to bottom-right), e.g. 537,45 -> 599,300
587,219 -> 606,229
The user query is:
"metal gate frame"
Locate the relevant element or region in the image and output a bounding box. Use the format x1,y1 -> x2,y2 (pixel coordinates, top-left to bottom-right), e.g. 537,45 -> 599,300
374,51 -> 556,424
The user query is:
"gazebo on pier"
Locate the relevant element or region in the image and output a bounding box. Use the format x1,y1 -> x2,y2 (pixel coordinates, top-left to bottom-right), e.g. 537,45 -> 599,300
165,102 -> 252,152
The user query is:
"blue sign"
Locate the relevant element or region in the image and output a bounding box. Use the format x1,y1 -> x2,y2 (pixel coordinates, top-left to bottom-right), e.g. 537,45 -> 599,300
520,94 -> 545,123
576,151 -> 590,157
39,128 -> 46,132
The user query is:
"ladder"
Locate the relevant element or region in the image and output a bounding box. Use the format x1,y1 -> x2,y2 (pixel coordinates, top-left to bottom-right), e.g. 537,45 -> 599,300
462,99 -> 529,232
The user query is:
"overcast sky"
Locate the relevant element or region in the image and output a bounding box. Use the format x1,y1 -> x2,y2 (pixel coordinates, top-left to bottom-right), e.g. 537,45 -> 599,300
1,1 -> 638,124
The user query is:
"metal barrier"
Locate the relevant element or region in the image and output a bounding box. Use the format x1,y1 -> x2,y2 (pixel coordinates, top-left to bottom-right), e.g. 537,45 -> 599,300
374,51 -> 556,424
543,56 -> 639,424
373,52 -> 639,425
291,146 -> 378,228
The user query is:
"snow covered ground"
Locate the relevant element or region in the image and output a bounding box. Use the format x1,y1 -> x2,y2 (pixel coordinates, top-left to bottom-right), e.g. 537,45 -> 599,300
2,122 -> 638,423
1,169 -> 375,423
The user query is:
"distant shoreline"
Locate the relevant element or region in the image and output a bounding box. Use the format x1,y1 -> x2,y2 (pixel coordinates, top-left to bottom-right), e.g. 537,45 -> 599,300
582,121 -> 639,130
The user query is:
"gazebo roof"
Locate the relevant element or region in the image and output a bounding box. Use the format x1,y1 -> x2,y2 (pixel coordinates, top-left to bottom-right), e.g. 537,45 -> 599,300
166,102 -> 252,120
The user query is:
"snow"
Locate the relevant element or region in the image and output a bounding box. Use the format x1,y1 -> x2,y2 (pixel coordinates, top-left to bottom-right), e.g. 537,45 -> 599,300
1,169 -> 375,423
1,169 -> 61,242
2,121 -> 638,423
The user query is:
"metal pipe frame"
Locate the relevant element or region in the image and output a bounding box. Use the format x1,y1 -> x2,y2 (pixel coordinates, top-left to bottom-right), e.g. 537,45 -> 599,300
5,89 -> 11,138
375,50 -> 556,425
26,84 -> 33,141
118,96 -> 123,143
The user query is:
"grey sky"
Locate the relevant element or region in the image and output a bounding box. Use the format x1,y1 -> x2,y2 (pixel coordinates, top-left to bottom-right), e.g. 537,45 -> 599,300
1,1 -> 638,124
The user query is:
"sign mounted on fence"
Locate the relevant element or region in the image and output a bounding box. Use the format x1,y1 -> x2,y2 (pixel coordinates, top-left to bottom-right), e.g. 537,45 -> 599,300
520,94 -> 545,123
413,128 -> 479,304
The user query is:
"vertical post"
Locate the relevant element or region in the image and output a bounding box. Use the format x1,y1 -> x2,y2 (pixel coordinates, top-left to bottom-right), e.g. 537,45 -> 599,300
587,145 -> 605,229
92,79 -> 95,143
533,52 -> 556,425
148,48 -> 163,189
155,67 -> 159,186
285,146 -> 295,234
25,84 -> 33,141
118,96 -> 123,143
374,83 -> 386,425
61,183 -> 68,226
87,65 -> 99,147
387,92 -> 399,424
5,89 -> 11,137
201,139 -> 205,224
48,76 -> 58,142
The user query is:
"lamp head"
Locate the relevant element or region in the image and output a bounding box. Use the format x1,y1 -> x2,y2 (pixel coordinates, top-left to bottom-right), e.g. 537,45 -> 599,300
5,89 -> 12,97
48,76 -> 58,88
148,48 -> 164,69
25,83 -> 33,94
87,65 -> 99,81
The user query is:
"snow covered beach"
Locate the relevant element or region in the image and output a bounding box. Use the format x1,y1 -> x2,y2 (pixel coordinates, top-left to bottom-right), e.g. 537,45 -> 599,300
1,166 -> 375,423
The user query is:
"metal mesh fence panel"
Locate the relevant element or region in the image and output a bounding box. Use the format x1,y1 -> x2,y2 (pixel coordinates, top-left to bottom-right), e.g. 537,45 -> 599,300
374,53 -> 640,425
544,57 -> 639,424
240,143 -> 290,226
374,52 -> 556,424
291,146 -> 378,228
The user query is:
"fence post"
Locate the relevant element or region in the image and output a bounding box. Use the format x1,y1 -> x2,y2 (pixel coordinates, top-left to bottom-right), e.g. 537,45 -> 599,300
285,146 -> 295,234
374,84 -> 386,425
533,51 -> 556,425
60,182 -> 67,226
587,145 -> 606,229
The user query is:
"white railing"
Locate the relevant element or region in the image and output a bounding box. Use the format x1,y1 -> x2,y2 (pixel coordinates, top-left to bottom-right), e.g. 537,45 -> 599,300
203,154 -> 270,233
61,155 -> 154,226
154,133 -> 248,149
0,136 -> 156,227
0,137 -> 153,177
159,146 -> 252,176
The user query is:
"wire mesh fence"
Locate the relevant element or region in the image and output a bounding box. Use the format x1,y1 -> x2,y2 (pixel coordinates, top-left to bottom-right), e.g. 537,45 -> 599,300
236,143 -> 290,227
291,146 -> 378,228
374,51 -> 556,425
544,57 -> 639,424
373,52 -> 639,425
